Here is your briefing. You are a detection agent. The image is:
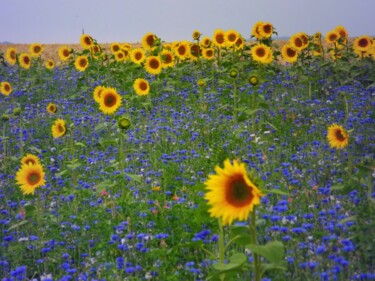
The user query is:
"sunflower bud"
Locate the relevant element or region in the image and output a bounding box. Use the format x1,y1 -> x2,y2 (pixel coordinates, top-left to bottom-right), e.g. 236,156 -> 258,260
197,79 -> 206,87
248,75 -> 259,86
229,68 -> 238,78
118,116 -> 131,130
13,108 -> 21,116
192,30 -> 201,41
2,114 -> 10,122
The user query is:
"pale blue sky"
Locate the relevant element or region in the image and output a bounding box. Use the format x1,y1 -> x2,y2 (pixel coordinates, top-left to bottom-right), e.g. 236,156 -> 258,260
1,0 -> 374,44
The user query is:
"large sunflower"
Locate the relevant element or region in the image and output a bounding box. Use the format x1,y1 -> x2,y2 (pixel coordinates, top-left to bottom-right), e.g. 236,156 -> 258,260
212,29 -> 227,48
0,81 -> 12,96
5,47 -> 17,65
46,103 -> 58,114
174,41 -> 190,61
21,154 -> 41,166
99,87 -> 122,115
130,48 -> 146,65
74,55 -> 89,72
133,78 -> 150,96
225,30 -> 239,47
16,163 -> 46,195
204,159 -> 264,226
144,56 -> 162,75
251,44 -> 273,64
281,44 -> 299,64
52,119 -> 67,138
19,53 -> 31,69
289,33 -> 306,51
58,46 -> 72,61
353,35 -> 373,52
29,43 -> 44,58
80,34 -> 94,49
327,124 -> 349,149
142,32 -> 157,49
93,85 -> 106,103
160,49 -> 175,68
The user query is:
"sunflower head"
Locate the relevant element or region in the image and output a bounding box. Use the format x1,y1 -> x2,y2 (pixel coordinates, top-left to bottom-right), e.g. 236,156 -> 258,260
58,46 -> 72,61
327,124 -> 349,149
99,87 -> 122,115
74,55 -> 89,72
0,81 -> 12,96
19,53 -> 31,69
251,44 -> 273,64
192,30 -> 201,41
248,75 -> 259,86
45,59 -> 55,70
144,56 -> 162,75
93,85 -> 106,103
117,116 -> 131,130
130,48 -> 146,65
133,78 -> 150,96
197,79 -> 206,87
30,43 -> 44,57
21,154 -> 41,166
80,34 -> 94,49
142,32 -> 157,49
5,47 -> 17,65
281,44 -> 299,64
16,163 -> 46,195
46,103 -> 58,114
212,29 -> 227,48
204,159 -> 264,226
52,119 -> 67,138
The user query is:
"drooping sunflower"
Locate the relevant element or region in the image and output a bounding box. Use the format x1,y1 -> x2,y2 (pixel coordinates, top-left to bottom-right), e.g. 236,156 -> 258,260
58,46 -> 72,62
80,34 -> 94,49
129,48 -> 146,65
251,44 -> 273,64
46,103 -> 58,114
189,43 -> 201,61
52,119 -> 67,138
212,29 -> 227,48
74,55 -> 89,72
192,30 -> 201,41
201,48 -> 215,60
204,159 -> 264,226
21,153 -> 41,166
45,59 -> 55,70
16,163 -> 46,195
93,85 -> 106,103
0,81 -> 12,96
327,124 -> 349,149
5,47 -> 17,65
313,32 -> 322,43
281,44 -> 299,64
225,30 -> 239,47
99,87 -> 122,115
144,56 -> 162,75
160,49 -> 175,68
174,41 -> 190,61
18,53 -> 31,69
110,42 -> 121,54
133,78 -> 150,96
142,32 -> 157,49
201,36 -> 212,48
259,22 -> 273,39
325,30 -> 340,44
251,21 -> 264,40
29,43 -> 44,58
353,35 -> 373,52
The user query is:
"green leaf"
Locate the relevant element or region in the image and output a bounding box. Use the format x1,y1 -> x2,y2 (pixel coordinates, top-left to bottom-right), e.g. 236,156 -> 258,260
55,170 -> 68,177
8,220 -> 28,231
28,146 -> 42,154
261,262 -> 287,273
339,216 -> 356,225
74,142 -> 87,148
246,241 -> 284,264
330,184 -> 345,191
212,253 -> 247,272
124,172 -> 142,183
262,189 -> 289,196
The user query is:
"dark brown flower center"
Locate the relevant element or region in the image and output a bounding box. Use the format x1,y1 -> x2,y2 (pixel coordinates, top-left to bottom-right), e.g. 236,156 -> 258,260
149,58 -> 160,69
27,172 -> 41,185
287,47 -> 296,57
104,94 -> 117,107
79,58 -> 87,67
256,47 -> 266,57
335,129 -> 346,141
225,175 -> 254,207
139,81 -> 148,91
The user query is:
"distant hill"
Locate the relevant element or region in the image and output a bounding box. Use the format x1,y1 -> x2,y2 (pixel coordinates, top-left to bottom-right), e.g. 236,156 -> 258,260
0,41 -> 13,44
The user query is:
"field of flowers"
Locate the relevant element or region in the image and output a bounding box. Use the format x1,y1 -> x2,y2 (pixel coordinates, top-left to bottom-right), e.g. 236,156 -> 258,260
0,22 -> 374,281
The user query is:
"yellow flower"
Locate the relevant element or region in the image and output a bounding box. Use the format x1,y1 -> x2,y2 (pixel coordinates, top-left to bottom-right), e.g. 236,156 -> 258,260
58,46 -> 72,61
0,81 -> 12,96
353,35 -> 373,52
251,44 -> 273,64
21,154 -> 41,166
192,30 -> 201,41
19,53 -> 31,69
46,103 -> 58,114
289,33 -> 308,51
29,43 -> 44,57
144,56 -> 162,75
327,124 -> 349,149
74,55 -> 89,72
5,47 -> 17,65
201,48 -> 215,60
133,78 -> 150,96
142,32 -> 157,49
160,49 -> 175,68
212,29 -> 227,48
174,41 -> 190,61
281,44 -> 299,64
201,36 -> 211,48
93,85 -> 106,103
99,87 -> 122,115
52,119 -> 67,138
110,42 -> 121,54
251,21 -> 264,40
325,30 -> 340,44
204,159 -> 264,226
16,163 -> 46,195
130,48 -> 146,65
80,34 -> 94,49
225,29 -> 239,47
45,59 -> 55,70
259,22 -> 273,39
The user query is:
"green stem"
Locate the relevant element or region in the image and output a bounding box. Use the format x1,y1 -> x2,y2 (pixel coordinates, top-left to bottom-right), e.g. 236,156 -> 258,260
119,132 -> 125,174
19,119 -> 24,157
218,219 -> 226,281
342,92 -> 349,126
233,79 -> 238,124
69,128 -> 77,188
250,209 -> 261,281
2,123 -> 7,169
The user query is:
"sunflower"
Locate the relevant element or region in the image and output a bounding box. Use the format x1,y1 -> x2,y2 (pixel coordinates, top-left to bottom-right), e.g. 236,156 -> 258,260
29,43 -> 44,57
325,30 -> 340,44
21,154 -> 41,166
74,55 -> 89,72
281,44 -> 299,64
204,159 -> 264,226
133,78 -> 150,96
189,43 -> 201,61
80,34 -> 94,49
289,33 -> 306,51
144,56 -> 162,75
129,48 -> 146,65
251,21 -> 264,40
93,85 -> 106,103
46,103 -> 58,114
234,35 -> 245,51
192,30 -> 201,41
225,30 -> 239,47
251,44 -> 273,64
19,53 -> 31,69
5,47 -> 17,65
114,51 -> 126,62
0,81 -> 12,96
327,124 -> 349,149
16,163 -> 46,195
110,42 -> 121,54
353,35 -> 373,52
335,25 -> 348,43
201,36 -> 212,48
160,49 -> 175,68
259,22 -> 273,39
52,119 -> 67,138
45,59 -> 55,70
174,41 -> 190,61
313,32 -> 322,43
201,48 -> 215,60
313,44 -> 323,57
90,44 -> 102,59
58,46 -> 72,61
99,87 -> 122,115
142,32 -> 157,49
212,29 -> 227,48
121,43 -> 132,51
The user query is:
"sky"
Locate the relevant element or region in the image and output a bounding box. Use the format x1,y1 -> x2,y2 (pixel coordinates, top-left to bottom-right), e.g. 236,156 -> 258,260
1,0 -> 375,44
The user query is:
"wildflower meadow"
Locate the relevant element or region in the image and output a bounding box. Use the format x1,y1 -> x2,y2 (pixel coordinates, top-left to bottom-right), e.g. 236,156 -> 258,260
0,23 -> 374,281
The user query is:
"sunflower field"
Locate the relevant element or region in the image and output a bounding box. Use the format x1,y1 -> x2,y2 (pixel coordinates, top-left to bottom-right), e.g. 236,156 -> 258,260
0,23 -> 375,281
